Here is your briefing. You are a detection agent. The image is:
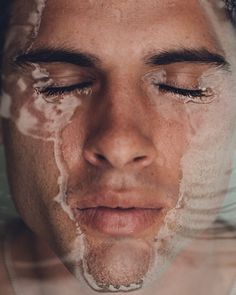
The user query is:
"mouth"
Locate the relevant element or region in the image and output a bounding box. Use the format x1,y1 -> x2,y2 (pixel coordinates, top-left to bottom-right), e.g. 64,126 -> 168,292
69,188 -> 170,236
73,205 -> 164,236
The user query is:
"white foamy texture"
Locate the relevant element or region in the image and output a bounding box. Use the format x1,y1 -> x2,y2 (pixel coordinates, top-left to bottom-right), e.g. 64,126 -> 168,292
4,25 -> 32,52
31,63 -> 82,132
142,69 -> 166,97
200,0 -> 236,68
34,92 -> 81,220
0,91 -> 12,118
142,77 -> 236,287
32,63 -> 50,80
53,132 -> 74,220
33,93 -> 81,134
68,230 -> 102,295
28,0 -> 46,38
82,265 -> 141,293
16,105 -> 39,136
17,78 -> 27,92
216,0 -> 226,9
71,234 -> 142,293
4,0 -> 46,53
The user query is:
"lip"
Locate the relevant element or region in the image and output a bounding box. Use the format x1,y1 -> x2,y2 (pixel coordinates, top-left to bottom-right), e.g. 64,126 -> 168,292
69,189 -> 168,236
69,188 -> 170,209
73,206 -> 163,236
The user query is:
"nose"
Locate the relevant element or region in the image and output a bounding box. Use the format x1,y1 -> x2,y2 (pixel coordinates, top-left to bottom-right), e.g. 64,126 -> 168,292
83,112 -> 157,170
84,127 -> 156,169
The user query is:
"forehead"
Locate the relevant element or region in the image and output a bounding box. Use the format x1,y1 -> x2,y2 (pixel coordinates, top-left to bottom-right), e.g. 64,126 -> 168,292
40,0 -> 214,19
10,0 -> 221,51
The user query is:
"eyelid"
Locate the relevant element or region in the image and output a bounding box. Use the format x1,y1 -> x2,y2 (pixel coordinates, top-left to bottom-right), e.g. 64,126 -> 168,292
142,67 -> 215,84
34,73 -> 96,92
21,61 -> 97,86
142,69 -> 215,104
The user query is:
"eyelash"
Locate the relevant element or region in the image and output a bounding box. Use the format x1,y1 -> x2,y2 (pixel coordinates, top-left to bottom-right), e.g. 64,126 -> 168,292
38,81 -> 93,96
37,81 -> 211,101
155,83 -> 210,98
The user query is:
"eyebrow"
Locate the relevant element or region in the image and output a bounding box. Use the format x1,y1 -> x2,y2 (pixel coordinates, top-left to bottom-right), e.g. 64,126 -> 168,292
14,47 -> 229,70
14,48 -> 99,68
145,48 -> 229,69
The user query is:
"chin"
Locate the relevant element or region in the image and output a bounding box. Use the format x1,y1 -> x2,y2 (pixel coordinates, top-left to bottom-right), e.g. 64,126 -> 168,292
71,235 -> 155,292
66,206 -> 199,293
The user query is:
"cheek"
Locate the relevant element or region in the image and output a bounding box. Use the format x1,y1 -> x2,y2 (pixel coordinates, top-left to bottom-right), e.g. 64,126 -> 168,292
5,123 -> 78,251
3,61 -> 86,140
3,79 -> 83,141
5,122 -> 57,199
60,111 -> 89,171
151,108 -> 191,179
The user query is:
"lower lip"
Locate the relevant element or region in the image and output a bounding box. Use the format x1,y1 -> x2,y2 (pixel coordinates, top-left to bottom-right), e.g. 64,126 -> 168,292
75,207 -> 162,236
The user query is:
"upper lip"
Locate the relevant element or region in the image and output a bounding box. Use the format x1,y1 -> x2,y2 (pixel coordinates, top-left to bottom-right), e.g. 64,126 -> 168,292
67,188 -> 170,210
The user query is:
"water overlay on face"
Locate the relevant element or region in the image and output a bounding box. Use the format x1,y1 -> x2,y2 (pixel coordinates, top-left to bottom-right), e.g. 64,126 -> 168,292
1,0 -> 236,293
139,0 -> 236,289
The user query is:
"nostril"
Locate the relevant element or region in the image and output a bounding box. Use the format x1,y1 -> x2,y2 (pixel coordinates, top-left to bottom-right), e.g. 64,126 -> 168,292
83,150 -> 108,166
134,156 -> 147,162
96,153 -> 107,162
133,155 -> 153,167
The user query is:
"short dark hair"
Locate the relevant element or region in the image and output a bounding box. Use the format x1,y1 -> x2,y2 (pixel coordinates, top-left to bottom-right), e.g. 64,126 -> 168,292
0,0 -> 12,91
0,0 -> 12,52
225,0 -> 236,26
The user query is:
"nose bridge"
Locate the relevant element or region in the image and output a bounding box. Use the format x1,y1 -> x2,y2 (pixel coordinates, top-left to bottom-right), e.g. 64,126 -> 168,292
106,70 -> 140,118
94,71 -> 149,145
83,74 -> 157,169
94,70 -> 147,140
104,88 -> 138,132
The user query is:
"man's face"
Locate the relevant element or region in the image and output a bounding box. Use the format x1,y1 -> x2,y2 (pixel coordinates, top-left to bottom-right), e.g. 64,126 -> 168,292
1,0 -> 236,292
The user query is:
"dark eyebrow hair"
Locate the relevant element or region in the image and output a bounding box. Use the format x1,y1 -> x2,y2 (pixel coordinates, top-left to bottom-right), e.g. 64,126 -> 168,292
14,47 -> 230,71
145,48 -> 229,69
14,48 -> 100,68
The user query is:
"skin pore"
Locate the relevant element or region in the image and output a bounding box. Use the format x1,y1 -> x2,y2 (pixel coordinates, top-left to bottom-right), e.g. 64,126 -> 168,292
1,0 -> 236,294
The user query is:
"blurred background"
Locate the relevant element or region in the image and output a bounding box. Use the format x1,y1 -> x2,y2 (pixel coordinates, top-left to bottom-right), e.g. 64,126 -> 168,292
1,144 -> 236,224
0,145 -> 17,222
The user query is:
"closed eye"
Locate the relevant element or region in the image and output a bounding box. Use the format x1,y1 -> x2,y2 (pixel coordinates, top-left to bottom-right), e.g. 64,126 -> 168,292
38,81 -> 93,96
155,83 -> 209,98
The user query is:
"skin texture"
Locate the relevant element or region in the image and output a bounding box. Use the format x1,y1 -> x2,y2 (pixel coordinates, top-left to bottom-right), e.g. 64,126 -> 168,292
1,0 -> 236,294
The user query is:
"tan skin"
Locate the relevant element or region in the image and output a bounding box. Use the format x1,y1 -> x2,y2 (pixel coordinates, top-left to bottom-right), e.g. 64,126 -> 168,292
0,0 -> 236,294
